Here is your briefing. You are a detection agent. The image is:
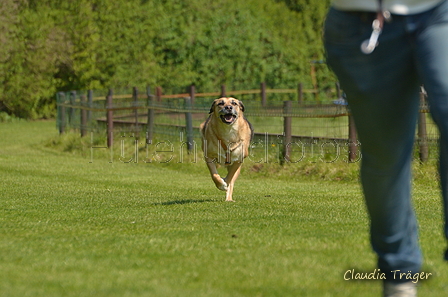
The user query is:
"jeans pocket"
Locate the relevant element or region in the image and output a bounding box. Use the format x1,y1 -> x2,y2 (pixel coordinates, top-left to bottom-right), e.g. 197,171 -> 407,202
324,8 -> 372,50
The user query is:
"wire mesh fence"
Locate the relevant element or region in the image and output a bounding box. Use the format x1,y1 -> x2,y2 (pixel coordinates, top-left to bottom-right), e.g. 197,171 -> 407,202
56,85 -> 440,164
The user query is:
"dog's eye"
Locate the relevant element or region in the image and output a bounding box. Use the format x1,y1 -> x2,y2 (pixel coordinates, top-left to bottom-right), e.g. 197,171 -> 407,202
231,101 -> 237,105
217,101 -> 224,106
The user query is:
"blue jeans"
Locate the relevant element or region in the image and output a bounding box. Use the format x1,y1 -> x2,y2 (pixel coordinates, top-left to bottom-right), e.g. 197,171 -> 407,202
324,0 -> 448,282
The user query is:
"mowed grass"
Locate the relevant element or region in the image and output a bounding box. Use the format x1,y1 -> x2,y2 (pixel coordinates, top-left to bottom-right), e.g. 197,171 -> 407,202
0,121 -> 447,297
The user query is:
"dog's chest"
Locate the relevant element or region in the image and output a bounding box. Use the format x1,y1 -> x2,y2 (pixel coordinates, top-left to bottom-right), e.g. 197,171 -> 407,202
206,128 -> 245,163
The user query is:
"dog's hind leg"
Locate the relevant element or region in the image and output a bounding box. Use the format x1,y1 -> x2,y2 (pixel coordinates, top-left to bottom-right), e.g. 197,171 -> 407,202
205,158 -> 228,191
224,162 -> 242,202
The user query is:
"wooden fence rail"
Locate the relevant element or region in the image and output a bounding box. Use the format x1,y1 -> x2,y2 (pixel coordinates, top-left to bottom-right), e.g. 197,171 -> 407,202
57,83 -> 433,163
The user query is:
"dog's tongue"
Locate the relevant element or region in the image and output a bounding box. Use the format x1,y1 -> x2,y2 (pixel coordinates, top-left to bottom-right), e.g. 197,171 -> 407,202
224,114 -> 233,122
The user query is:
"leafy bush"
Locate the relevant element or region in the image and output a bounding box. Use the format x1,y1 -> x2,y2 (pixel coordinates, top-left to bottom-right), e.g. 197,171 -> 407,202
1,0 -> 332,119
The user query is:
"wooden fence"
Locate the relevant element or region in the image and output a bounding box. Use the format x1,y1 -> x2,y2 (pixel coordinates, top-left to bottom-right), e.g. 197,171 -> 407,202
56,83 -> 436,163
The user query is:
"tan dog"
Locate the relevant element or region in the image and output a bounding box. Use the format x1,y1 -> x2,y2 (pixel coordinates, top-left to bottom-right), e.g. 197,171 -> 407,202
200,97 -> 254,202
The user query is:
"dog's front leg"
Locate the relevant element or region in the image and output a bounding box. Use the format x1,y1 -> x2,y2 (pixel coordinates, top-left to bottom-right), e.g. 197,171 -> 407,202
224,162 -> 242,202
205,158 -> 228,191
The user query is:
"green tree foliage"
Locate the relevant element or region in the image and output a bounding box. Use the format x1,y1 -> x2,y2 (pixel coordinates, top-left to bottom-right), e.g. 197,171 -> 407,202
0,0 -> 332,119
0,0 -> 69,118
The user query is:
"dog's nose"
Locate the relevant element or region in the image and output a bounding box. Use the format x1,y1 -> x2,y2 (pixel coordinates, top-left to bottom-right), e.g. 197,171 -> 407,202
225,105 -> 233,110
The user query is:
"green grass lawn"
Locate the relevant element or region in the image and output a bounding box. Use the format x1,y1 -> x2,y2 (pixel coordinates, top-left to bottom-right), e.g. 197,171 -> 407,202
0,121 -> 447,296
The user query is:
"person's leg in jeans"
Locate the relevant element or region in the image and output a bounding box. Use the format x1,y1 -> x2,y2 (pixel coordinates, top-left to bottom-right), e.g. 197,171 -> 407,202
324,8 -> 423,282
414,0 -> 448,259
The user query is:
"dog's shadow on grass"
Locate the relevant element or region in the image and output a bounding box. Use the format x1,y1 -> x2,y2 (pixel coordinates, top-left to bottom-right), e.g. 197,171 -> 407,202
153,199 -> 215,206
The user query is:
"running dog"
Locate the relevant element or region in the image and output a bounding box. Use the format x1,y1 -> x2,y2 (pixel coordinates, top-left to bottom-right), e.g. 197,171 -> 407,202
200,97 -> 254,202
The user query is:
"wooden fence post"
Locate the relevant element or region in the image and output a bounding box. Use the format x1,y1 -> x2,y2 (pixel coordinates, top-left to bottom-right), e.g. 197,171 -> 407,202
58,92 -> 66,134
146,86 -> 154,144
282,100 -> 293,164
221,85 -> 226,97
348,113 -> 358,162
418,91 -> 428,163
298,82 -> 303,104
184,97 -> 194,152
156,86 -> 162,102
133,86 -> 140,134
87,90 -> 93,123
189,84 -> 196,106
261,82 -> 266,107
310,63 -> 320,104
69,91 -> 76,127
106,89 -> 114,148
80,94 -> 87,137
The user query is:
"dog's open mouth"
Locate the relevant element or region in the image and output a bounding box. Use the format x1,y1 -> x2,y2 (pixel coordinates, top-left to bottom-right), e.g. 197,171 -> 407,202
220,114 -> 237,124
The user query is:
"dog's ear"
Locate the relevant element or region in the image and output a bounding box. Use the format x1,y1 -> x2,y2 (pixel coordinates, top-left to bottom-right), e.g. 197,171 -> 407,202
238,100 -> 245,112
209,100 -> 216,114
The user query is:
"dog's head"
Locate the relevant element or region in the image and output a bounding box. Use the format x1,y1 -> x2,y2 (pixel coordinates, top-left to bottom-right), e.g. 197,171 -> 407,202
209,97 -> 245,125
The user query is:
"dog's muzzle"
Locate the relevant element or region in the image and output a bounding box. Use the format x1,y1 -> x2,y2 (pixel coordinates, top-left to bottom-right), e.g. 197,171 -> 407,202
219,107 -> 237,124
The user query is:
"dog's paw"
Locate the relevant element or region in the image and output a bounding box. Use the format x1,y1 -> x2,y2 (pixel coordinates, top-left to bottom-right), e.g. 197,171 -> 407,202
218,178 -> 228,191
